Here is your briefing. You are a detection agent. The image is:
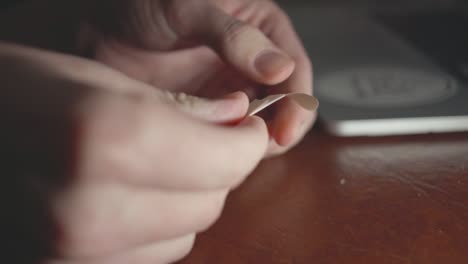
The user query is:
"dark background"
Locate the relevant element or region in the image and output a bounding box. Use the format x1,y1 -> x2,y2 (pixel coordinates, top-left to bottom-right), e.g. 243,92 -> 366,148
1,0 -> 466,11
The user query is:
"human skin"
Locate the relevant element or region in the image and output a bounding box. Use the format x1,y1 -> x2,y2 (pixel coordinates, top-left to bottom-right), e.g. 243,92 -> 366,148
0,42 -> 268,263
0,0 -> 315,262
1,0 -> 316,156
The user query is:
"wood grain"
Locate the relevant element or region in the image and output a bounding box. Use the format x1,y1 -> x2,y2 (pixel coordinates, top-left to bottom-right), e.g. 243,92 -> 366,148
179,129 -> 468,263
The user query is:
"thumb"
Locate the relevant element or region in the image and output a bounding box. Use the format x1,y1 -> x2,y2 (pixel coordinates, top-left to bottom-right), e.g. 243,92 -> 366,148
88,0 -> 295,86
162,91 -> 249,123
165,0 -> 295,85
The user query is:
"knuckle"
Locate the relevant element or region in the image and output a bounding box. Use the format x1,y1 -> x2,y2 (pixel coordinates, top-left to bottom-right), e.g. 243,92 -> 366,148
195,192 -> 227,231
79,94 -> 138,139
164,0 -> 198,36
222,19 -> 250,43
120,0 -> 178,48
57,207 -> 110,258
78,96 -> 138,168
164,234 -> 196,263
227,158 -> 252,187
176,234 -> 196,260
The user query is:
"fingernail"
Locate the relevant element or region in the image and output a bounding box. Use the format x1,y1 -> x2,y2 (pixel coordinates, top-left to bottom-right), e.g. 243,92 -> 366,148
222,91 -> 244,101
213,96 -> 238,116
217,91 -> 249,112
254,50 -> 293,79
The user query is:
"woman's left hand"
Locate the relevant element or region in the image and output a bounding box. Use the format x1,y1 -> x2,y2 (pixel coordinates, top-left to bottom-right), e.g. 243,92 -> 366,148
83,0 -> 316,156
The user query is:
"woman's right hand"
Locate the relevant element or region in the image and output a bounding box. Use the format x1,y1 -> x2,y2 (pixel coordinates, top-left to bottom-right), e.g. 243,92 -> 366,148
0,42 -> 268,264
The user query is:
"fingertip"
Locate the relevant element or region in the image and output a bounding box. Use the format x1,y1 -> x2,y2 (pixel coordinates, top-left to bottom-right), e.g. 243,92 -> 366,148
271,101 -> 311,147
273,119 -> 296,146
171,91 -> 250,123
222,91 -> 250,114
223,90 -> 248,100
253,50 -> 296,85
239,115 -> 267,131
209,91 -> 250,124
210,12 -> 295,86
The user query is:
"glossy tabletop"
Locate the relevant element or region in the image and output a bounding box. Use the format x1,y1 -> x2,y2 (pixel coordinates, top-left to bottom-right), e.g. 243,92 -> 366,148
179,129 -> 468,263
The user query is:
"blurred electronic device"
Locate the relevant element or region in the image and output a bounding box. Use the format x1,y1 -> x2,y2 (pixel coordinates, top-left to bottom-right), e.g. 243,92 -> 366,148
283,6 -> 468,136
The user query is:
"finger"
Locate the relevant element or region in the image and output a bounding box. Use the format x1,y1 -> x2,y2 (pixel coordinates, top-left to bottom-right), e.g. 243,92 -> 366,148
270,96 -> 317,147
79,95 -> 269,190
163,0 -> 295,85
49,234 -> 195,264
198,66 -> 261,101
0,40 -> 156,97
54,186 -> 227,259
164,91 -> 249,123
263,9 -> 317,147
265,138 -> 290,159
97,234 -> 196,264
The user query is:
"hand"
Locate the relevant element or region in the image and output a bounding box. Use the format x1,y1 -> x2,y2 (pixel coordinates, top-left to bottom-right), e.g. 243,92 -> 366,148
1,42 -> 268,263
80,0 -> 316,156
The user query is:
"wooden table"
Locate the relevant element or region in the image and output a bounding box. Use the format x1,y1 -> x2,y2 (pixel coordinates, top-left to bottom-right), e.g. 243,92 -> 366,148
179,129 -> 468,263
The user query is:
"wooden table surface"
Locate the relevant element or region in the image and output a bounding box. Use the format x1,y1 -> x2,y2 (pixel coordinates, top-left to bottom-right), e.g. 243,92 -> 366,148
179,129 -> 468,264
